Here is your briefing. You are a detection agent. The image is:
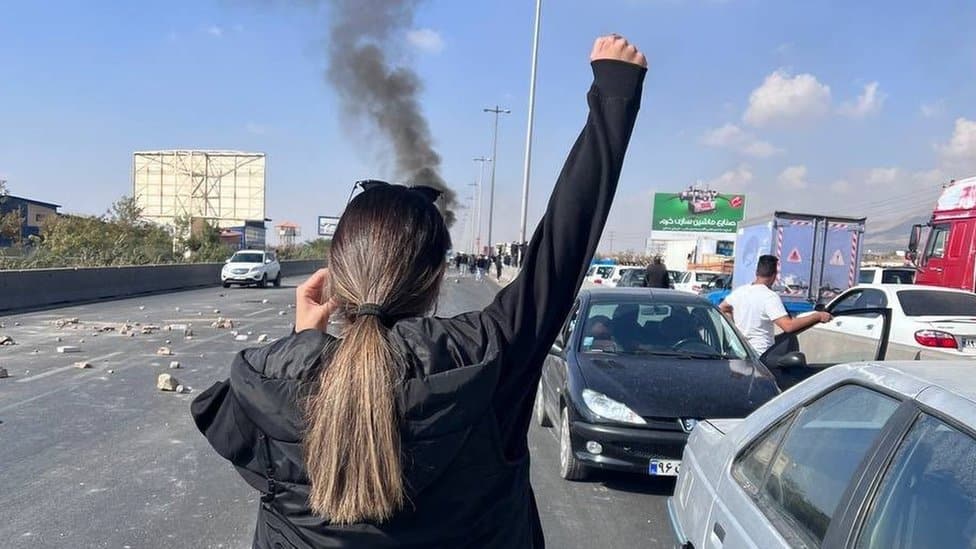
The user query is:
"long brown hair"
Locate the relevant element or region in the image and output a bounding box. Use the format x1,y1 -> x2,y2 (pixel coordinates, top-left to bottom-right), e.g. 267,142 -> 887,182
304,184 -> 450,524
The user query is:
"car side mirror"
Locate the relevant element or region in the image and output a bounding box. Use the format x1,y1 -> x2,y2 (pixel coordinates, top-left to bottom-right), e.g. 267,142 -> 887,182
225,259 -> 231,264
776,351 -> 807,369
814,303 -> 826,312
550,342 -> 563,355
265,259 -> 272,264
908,224 -> 923,254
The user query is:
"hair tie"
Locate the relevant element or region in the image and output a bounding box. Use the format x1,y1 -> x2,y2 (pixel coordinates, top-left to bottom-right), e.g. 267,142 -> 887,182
354,303 -> 388,322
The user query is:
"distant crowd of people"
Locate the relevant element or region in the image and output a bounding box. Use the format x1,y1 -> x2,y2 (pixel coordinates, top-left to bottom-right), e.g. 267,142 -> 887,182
452,253 -> 505,281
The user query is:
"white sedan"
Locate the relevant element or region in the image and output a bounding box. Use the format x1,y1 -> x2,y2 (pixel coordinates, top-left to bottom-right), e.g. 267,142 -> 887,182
819,284 -> 976,358
673,270 -> 721,294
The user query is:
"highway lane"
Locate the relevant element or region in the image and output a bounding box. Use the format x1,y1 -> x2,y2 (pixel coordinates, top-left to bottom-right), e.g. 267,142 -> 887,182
0,274 -> 675,548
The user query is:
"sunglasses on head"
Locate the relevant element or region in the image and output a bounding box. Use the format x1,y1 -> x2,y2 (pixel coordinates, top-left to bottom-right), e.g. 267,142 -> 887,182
347,179 -> 443,205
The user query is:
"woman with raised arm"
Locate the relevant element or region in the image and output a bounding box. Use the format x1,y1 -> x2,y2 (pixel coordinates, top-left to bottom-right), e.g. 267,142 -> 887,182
192,35 -> 647,548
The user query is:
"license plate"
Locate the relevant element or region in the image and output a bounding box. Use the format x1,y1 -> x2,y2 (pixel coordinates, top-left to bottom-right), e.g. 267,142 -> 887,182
964,338 -> 976,351
648,459 -> 680,477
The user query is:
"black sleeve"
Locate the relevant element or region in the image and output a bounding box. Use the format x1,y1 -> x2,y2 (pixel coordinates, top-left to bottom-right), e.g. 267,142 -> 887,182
482,60 -> 645,415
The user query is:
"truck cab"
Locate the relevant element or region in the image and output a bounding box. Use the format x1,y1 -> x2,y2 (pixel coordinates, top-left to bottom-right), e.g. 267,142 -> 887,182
908,176 -> 976,292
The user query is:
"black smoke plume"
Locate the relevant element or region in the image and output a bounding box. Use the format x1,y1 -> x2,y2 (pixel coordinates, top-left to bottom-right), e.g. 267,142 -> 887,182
326,0 -> 457,226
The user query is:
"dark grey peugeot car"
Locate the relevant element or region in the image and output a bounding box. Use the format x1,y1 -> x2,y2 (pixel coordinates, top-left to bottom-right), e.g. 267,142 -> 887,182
535,288 -> 780,480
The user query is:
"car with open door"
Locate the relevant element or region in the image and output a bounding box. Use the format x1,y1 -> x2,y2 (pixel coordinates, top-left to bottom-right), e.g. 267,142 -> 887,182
818,284 -> 976,360
758,304 -> 893,390
534,288 -> 780,481
668,358 -> 976,549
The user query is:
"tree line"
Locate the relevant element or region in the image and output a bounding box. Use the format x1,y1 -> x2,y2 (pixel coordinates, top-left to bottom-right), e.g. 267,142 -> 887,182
0,192 -> 329,270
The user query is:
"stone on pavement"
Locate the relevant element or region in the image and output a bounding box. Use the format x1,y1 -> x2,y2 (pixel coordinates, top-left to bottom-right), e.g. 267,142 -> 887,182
235,334 -> 249,341
169,361 -> 181,369
74,361 -> 92,369
0,367 -> 8,379
0,335 -> 15,346
156,347 -> 173,356
156,373 -> 180,391
257,334 -> 269,343
56,346 -> 81,353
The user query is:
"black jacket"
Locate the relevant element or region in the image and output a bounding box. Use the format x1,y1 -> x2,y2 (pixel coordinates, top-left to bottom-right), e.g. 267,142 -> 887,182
644,263 -> 670,289
191,60 -> 645,549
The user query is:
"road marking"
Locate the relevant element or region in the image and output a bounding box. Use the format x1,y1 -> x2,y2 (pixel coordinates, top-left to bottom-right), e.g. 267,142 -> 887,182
244,307 -> 275,318
0,386 -> 72,413
15,351 -> 125,384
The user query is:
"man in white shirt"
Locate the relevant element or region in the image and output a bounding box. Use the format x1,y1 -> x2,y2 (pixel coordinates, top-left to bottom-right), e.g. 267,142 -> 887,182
719,255 -> 832,356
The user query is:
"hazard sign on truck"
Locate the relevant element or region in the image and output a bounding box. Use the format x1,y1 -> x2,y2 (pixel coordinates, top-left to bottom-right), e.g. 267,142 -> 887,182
732,212 -> 867,309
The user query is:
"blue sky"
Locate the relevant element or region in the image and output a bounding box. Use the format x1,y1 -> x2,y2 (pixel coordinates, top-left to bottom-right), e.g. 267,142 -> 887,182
2,0 -> 975,252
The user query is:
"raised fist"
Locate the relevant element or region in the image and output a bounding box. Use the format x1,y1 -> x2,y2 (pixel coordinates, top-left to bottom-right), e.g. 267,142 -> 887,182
590,35 -> 647,68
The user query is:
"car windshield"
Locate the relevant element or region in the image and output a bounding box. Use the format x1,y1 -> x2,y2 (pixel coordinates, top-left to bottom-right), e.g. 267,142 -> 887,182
859,269 -> 876,284
668,270 -> 683,282
578,299 -> 750,359
695,273 -> 717,282
230,252 -> 264,263
596,266 -> 614,278
897,290 -> 976,317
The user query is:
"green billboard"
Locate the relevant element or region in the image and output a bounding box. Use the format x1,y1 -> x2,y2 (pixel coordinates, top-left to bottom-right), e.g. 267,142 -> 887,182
651,190 -> 746,233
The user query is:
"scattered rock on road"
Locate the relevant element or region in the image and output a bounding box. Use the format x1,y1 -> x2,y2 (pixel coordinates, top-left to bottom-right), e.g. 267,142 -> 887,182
156,373 -> 180,391
278,311 -> 286,316
156,347 -> 173,356
54,318 -> 80,328
211,318 -> 234,329
169,361 -> 181,369
57,346 -> 81,353
74,361 -> 92,369
257,334 -> 269,343
0,335 -> 15,346
235,334 -> 249,341
0,368 -> 8,379
261,299 -> 270,304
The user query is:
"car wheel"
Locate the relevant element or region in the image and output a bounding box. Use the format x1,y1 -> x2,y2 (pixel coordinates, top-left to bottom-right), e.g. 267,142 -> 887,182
559,406 -> 587,481
258,274 -> 267,289
273,272 -> 282,288
222,282 -> 231,288
535,383 -> 552,428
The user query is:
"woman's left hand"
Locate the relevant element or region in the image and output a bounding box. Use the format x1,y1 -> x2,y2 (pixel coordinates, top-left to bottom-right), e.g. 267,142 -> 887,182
296,268 -> 340,332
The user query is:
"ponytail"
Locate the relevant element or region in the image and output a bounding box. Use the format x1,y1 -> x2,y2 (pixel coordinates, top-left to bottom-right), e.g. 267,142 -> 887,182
304,313 -> 405,524
303,181 -> 450,524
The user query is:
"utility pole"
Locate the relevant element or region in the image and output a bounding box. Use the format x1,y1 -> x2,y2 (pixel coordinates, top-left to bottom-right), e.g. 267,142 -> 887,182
519,0 -> 543,245
483,106 -> 510,255
472,156 -> 490,254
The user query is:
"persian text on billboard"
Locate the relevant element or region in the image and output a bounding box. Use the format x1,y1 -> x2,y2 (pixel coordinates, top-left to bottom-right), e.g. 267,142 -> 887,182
651,190 -> 746,234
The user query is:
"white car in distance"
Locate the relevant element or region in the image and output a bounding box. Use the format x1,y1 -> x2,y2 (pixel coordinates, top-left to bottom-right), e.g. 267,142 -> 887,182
858,266 -> 916,284
673,270 -> 722,294
221,250 -> 282,288
583,265 -> 642,287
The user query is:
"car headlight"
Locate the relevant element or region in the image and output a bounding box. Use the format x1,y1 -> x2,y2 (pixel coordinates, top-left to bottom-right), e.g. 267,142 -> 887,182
582,389 -> 646,425
250,266 -> 262,272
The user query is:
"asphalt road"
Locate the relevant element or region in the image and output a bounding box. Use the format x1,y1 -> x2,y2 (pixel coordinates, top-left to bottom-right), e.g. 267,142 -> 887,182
0,273 -> 674,548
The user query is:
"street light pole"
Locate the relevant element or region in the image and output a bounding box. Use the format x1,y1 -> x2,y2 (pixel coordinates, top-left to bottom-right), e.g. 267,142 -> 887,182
483,106 -> 510,256
473,156 -> 490,254
519,0 -> 542,245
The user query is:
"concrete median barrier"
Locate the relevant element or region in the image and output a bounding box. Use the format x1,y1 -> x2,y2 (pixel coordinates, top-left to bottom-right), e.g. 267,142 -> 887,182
0,260 -> 323,313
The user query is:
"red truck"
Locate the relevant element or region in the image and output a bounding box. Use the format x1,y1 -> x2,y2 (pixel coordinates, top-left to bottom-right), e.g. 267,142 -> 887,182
908,176 -> 976,291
